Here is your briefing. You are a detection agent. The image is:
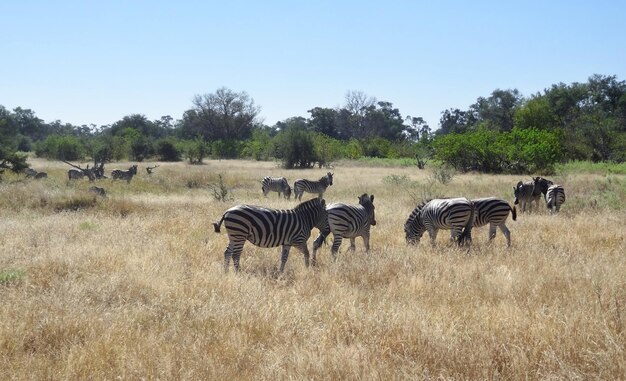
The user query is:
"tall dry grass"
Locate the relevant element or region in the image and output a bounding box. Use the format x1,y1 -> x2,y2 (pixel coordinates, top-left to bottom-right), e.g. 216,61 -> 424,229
1,158 -> 625,380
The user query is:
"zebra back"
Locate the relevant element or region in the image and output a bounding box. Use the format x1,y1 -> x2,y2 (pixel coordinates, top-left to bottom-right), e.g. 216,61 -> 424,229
326,193 -> 376,236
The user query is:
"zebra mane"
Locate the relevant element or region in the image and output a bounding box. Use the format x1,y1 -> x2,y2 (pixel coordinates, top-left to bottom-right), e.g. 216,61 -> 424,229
294,197 -> 325,211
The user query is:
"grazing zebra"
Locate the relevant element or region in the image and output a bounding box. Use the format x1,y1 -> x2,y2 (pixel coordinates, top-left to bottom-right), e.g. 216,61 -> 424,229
68,169 -> 85,180
471,197 -> 516,247
261,176 -> 292,199
312,193 -> 376,263
213,198 -> 328,272
404,198 -> 475,246
111,165 -> 138,184
545,185 -> 566,213
293,172 -> 333,201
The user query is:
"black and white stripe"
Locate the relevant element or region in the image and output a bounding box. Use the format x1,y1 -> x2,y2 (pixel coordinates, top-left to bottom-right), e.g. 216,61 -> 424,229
213,198 -> 328,272
293,172 -> 333,201
312,193 -> 376,262
472,197 -> 516,246
111,165 -> 138,183
261,176 -> 292,199
545,185 -> 565,213
513,180 -> 536,212
532,177 -> 553,199
404,198 -> 474,246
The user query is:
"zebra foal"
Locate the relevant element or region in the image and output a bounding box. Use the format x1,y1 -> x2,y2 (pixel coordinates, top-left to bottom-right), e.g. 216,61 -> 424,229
111,165 -> 138,184
213,198 -> 328,272
312,193 -> 376,264
545,185 -> 566,213
471,197 -> 516,246
404,198 -> 475,246
261,176 -> 292,199
293,172 -> 333,201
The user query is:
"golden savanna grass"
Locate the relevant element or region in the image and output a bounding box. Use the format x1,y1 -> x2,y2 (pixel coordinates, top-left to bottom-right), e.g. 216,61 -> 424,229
1,158 -> 625,380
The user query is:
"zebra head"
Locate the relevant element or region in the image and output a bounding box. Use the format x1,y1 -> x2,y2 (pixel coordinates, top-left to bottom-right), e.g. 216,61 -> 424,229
404,204 -> 426,244
284,185 -> 292,200
358,193 -> 376,226
129,165 -> 138,175
512,181 -> 527,205
326,172 -> 334,186
532,176 -> 553,197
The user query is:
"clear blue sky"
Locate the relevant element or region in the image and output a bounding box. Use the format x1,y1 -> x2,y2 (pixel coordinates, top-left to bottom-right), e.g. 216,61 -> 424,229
2,1 -> 625,130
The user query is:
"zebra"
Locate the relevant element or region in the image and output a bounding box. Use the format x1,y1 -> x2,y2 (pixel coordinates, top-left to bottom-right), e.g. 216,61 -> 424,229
293,172 -> 333,201
312,193 -> 376,263
513,180 -> 536,213
111,165 -> 138,184
261,176 -> 292,199
68,169 -> 85,180
213,197 -> 328,273
545,185 -> 566,213
471,197 -> 517,247
404,198 -> 475,246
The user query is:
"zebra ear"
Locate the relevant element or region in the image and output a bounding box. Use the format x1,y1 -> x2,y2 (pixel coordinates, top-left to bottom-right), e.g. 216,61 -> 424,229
370,194 -> 374,202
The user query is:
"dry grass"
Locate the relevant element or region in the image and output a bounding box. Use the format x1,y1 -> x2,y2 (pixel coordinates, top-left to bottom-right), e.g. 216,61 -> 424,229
1,158 -> 625,380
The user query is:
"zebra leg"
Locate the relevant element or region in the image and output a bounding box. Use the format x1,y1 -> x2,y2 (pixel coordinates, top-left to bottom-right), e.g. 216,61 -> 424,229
348,238 -> 356,252
488,223 -> 497,242
294,243 -> 311,268
312,233 -> 327,266
428,229 -> 439,246
279,245 -> 292,272
362,233 -> 370,253
499,223 -> 511,247
331,236 -> 343,260
225,239 -> 245,272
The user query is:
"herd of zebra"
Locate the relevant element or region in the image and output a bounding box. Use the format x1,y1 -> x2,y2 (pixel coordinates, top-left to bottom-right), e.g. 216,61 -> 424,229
215,174 -> 567,272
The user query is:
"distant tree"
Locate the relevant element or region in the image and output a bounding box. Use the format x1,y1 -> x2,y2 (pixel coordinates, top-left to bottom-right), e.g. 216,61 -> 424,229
470,89 -> 523,131
308,107 -> 340,138
0,106 -> 29,174
156,138 -> 181,162
180,87 -> 261,141
273,125 -> 316,169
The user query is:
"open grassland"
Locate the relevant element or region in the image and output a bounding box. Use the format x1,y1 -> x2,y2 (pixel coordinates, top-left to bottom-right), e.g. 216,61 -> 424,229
1,158 -> 625,380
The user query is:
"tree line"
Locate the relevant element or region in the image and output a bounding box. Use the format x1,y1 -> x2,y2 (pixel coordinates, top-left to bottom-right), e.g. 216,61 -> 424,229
1,74 -> 625,176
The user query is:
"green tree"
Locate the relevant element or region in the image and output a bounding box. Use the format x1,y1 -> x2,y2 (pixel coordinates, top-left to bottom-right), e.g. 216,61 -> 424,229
180,87 -> 260,141
274,126 -> 316,169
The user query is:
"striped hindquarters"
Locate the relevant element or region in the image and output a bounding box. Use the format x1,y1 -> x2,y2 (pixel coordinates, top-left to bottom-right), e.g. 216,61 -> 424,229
513,181 -> 534,205
326,194 -> 376,239
546,185 -> 566,212
472,197 -> 515,227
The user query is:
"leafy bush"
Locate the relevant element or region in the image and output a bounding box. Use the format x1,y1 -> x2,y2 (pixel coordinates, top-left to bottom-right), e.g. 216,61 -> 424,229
274,127 -> 317,169
157,138 -> 182,161
34,135 -> 85,160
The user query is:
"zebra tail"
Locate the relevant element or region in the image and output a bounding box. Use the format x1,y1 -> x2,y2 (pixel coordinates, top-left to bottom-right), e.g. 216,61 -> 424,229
458,201 -> 475,246
213,214 -> 226,233
511,205 -> 517,221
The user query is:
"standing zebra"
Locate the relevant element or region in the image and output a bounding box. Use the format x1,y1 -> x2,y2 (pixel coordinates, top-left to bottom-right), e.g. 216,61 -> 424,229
471,197 -> 516,247
261,176 -> 292,199
213,198 -> 328,272
404,198 -> 475,246
312,193 -> 376,263
111,165 -> 138,184
545,185 -> 566,213
293,172 -> 333,201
